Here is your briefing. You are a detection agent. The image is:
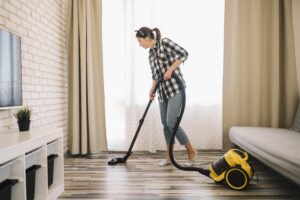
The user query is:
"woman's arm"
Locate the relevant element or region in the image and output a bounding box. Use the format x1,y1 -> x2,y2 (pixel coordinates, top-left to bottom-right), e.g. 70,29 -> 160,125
161,38 -> 188,80
162,38 -> 189,63
164,59 -> 182,80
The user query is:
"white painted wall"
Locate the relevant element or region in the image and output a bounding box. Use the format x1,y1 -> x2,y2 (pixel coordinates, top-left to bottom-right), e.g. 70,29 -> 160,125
0,0 -> 68,152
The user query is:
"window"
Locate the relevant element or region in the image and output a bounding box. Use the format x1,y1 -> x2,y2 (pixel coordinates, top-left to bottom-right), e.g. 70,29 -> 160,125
103,0 -> 224,151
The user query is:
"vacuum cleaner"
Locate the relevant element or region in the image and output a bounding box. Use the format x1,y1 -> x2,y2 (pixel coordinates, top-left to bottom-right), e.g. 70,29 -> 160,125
108,74 -> 254,191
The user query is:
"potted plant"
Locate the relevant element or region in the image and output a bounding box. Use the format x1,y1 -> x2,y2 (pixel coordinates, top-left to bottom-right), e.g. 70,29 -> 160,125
13,107 -> 32,132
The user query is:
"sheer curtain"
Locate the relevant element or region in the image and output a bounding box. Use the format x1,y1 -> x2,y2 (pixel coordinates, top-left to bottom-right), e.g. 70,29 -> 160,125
102,0 -> 224,152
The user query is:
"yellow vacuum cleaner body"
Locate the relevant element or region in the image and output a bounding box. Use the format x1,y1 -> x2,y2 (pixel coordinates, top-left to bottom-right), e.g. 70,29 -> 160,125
209,149 -> 254,190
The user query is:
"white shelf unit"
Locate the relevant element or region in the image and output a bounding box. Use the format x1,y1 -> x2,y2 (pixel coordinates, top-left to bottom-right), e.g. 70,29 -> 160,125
0,156 -> 26,200
0,128 -> 64,200
25,146 -> 47,200
47,139 -> 64,200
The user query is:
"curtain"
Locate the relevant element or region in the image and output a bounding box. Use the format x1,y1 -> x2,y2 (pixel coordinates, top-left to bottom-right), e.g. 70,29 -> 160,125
223,0 -> 298,149
67,0 -> 107,154
292,0 -> 300,95
103,0 -> 224,152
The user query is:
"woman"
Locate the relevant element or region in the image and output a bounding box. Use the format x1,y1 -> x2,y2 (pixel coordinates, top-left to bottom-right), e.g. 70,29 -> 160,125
135,27 -> 197,166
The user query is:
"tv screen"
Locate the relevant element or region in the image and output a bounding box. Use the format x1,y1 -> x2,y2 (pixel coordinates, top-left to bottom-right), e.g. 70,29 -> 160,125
0,28 -> 22,109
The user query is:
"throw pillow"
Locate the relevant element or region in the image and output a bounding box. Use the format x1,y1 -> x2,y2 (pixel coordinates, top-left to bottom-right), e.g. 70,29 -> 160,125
289,102 -> 300,132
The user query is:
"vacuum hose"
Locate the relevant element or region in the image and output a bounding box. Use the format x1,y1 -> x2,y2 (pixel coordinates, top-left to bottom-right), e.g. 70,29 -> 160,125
168,75 -> 210,177
169,74 -> 254,190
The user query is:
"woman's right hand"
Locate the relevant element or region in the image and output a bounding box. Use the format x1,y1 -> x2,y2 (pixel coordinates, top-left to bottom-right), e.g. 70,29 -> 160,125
149,79 -> 159,100
149,88 -> 156,100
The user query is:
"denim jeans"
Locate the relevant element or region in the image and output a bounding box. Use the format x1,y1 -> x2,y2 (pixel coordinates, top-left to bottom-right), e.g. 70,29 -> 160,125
159,91 -> 189,145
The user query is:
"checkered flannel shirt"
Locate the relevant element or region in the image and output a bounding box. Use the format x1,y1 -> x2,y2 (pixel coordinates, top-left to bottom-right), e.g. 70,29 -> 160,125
149,37 -> 188,102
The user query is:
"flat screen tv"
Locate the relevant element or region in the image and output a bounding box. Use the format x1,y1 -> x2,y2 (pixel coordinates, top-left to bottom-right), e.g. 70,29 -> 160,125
0,28 -> 22,110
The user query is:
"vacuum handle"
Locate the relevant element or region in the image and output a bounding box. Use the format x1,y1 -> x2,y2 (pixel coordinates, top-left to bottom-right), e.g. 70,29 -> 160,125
232,149 -> 249,161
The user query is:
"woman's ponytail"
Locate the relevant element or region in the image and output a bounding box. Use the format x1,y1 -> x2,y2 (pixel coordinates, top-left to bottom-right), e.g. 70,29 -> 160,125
152,28 -> 161,41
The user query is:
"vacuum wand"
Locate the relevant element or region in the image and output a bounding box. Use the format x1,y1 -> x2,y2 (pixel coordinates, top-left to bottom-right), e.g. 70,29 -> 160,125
108,98 -> 154,165
108,78 -> 163,165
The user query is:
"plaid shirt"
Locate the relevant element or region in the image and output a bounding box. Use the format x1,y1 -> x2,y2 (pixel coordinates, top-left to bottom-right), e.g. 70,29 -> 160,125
149,37 -> 188,102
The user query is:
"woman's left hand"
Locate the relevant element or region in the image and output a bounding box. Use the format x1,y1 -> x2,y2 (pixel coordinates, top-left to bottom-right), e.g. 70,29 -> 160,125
164,69 -> 173,80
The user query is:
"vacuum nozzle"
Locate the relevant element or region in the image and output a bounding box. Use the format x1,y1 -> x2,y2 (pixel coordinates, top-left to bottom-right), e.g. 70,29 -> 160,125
107,157 -> 127,165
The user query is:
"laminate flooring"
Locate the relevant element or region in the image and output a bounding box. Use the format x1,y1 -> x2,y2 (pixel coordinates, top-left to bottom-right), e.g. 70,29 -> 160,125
58,151 -> 300,200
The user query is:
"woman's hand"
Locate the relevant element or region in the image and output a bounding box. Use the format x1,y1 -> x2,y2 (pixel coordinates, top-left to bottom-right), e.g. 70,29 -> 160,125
149,88 -> 156,100
164,69 -> 173,80
149,79 -> 159,100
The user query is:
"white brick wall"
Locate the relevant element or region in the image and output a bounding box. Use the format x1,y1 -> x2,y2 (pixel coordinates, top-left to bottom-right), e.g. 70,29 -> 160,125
0,0 -> 69,152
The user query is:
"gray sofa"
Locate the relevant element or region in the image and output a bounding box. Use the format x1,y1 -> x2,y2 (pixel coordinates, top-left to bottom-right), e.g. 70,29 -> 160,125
229,104 -> 300,185
230,126 -> 300,185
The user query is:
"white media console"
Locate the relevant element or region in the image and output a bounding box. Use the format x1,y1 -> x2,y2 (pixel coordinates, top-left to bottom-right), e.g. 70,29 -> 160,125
0,128 -> 64,200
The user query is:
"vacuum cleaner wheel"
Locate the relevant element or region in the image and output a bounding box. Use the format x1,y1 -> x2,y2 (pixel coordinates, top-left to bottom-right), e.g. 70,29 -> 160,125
225,167 -> 249,190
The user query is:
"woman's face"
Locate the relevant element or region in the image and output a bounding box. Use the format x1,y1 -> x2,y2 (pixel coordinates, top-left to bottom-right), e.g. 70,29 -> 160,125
137,37 -> 151,49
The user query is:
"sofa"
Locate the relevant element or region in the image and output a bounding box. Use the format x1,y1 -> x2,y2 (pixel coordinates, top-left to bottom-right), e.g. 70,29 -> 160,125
229,106 -> 300,185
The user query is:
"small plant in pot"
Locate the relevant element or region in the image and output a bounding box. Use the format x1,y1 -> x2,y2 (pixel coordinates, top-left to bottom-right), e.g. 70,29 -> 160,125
13,107 -> 32,132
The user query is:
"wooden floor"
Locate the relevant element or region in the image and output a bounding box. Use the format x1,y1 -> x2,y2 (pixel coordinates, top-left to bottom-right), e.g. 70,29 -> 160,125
58,151 -> 300,200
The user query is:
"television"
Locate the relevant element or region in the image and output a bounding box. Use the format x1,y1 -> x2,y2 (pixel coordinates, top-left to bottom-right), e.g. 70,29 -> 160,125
0,28 -> 22,110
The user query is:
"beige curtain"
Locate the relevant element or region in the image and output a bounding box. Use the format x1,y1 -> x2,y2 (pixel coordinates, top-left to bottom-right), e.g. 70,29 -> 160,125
67,0 -> 107,154
292,0 -> 300,96
223,0 -> 298,149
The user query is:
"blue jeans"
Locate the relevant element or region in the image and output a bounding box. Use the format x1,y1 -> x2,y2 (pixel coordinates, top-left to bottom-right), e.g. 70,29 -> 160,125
159,91 -> 189,145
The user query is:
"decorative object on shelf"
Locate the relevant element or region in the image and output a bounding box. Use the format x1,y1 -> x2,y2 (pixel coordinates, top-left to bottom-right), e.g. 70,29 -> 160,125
13,107 -> 32,132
